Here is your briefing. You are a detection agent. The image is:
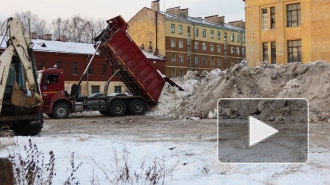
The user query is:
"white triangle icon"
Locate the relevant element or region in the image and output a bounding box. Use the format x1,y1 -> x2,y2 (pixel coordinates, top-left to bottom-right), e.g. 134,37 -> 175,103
249,116 -> 279,147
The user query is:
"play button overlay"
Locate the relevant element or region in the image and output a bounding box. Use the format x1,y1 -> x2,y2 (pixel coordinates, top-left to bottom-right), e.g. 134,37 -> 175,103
217,98 -> 308,164
249,116 -> 278,147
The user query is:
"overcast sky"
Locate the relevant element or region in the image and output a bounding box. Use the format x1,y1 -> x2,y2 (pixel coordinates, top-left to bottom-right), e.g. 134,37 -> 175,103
1,0 -> 245,24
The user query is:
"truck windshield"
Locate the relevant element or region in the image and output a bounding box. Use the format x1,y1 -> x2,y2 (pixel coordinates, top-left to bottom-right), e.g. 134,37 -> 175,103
37,72 -> 43,84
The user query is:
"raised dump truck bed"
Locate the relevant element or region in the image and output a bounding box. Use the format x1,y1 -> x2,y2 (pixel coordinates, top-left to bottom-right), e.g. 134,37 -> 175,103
96,16 -> 165,105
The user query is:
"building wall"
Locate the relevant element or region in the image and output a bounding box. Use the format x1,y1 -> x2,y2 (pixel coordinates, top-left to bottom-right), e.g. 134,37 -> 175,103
34,51 -> 116,81
128,4 -> 246,77
0,49 -> 167,96
245,0 -> 330,66
165,19 -> 246,75
127,8 -> 166,56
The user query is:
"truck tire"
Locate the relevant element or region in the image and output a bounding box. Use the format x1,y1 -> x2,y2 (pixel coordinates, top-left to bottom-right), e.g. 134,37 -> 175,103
109,100 -> 126,116
129,99 -> 146,115
53,103 -> 70,119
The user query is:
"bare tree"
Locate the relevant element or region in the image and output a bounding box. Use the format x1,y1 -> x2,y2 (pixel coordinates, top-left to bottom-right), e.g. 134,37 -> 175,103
65,15 -> 89,43
82,18 -> 106,44
14,11 -> 50,39
51,17 -> 69,41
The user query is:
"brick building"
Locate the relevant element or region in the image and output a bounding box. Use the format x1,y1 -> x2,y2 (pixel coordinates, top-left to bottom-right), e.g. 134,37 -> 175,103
0,37 -> 166,96
128,1 -> 246,77
243,0 -> 330,66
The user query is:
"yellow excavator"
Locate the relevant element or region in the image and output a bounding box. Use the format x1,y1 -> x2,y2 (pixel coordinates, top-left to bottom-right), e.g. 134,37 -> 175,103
0,17 -> 43,136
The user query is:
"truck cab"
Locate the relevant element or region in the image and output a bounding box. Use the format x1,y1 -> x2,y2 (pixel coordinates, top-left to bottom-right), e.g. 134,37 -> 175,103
37,68 -> 73,119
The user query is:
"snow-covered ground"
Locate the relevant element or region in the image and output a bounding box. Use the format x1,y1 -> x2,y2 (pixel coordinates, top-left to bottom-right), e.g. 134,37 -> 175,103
1,113 -> 330,185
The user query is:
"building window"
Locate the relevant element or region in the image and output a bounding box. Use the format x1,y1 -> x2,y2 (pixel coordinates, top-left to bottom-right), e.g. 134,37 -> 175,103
37,61 -> 44,70
231,46 -> 234,54
202,29 -> 206,37
55,61 -> 62,69
231,34 -> 234,41
179,25 -> 183,34
179,39 -> 183,48
237,34 -> 240,42
263,42 -> 268,62
262,8 -> 268,30
114,86 -> 122,93
179,54 -> 183,63
271,7 -> 276,29
202,57 -> 207,65
195,28 -> 199,36
171,54 -> 176,63
194,41 -> 199,50
271,42 -> 276,64
287,3 -> 301,27
217,44 -> 221,52
72,62 -> 77,75
242,35 -> 245,43
231,59 -> 235,67
202,42 -> 206,51
210,30 -> 214,38
217,58 -> 221,66
171,39 -> 176,48
288,40 -> 301,63
88,64 -> 93,75
102,64 -> 107,76
171,24 -> 175,33
236,47 -> 240,55
179,70 -> 184,77
242,47 -> 245,55
91,85 -> 100,93
210,44 -> 214,52
211,58 -> 215,65
217,31 -> 221,40
194,56 -> 199,65
171,69 -> 176,77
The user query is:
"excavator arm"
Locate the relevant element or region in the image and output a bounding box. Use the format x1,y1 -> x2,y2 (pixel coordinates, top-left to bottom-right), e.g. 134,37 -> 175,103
0,17 -> 43,113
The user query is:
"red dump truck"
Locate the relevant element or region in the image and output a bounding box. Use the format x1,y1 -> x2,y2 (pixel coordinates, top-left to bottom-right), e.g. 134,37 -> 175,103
38,16 -> 180,119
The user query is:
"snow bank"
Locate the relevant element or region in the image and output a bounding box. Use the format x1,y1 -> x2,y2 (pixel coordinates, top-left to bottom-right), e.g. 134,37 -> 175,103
148,61 -> 330,121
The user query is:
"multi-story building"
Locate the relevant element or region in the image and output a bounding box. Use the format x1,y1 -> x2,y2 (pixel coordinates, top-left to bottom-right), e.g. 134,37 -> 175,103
0,36 -> 166,95
128,1 -> 246,77
244,0 -> 330,66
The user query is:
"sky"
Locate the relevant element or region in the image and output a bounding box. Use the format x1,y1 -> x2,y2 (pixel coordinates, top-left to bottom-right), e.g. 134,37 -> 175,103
0,0 -> 245,24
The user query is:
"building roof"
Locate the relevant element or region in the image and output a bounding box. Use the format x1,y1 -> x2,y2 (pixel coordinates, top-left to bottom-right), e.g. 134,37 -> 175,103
0,36 -> 164,60
160,11 -> 245,32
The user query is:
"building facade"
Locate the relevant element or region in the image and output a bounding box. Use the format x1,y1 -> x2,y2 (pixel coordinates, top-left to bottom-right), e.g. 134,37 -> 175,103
0,37 -> 166,96
244,0 -> 330,66
128,1 -> 246,77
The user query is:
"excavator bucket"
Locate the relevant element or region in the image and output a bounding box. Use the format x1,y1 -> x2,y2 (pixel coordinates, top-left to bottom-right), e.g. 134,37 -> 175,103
11,83 -> 43,108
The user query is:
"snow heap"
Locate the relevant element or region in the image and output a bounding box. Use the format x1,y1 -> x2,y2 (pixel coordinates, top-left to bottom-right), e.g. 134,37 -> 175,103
148,60 -> 330,122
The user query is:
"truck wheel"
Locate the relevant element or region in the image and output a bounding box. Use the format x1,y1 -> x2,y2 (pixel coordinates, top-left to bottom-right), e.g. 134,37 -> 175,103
46,113 -> 54,118
129,99 -> 146,115
109,100 -> 126,116
99,110 -> 109,116
53,103 -> 70,119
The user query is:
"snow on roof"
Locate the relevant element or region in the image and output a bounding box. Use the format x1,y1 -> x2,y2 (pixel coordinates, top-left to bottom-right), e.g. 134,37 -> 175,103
160,11 -> 245,32
0,36 -> 164,60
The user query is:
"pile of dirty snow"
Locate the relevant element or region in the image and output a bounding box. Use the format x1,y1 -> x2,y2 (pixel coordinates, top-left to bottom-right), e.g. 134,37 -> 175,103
147,61 -> 330,122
